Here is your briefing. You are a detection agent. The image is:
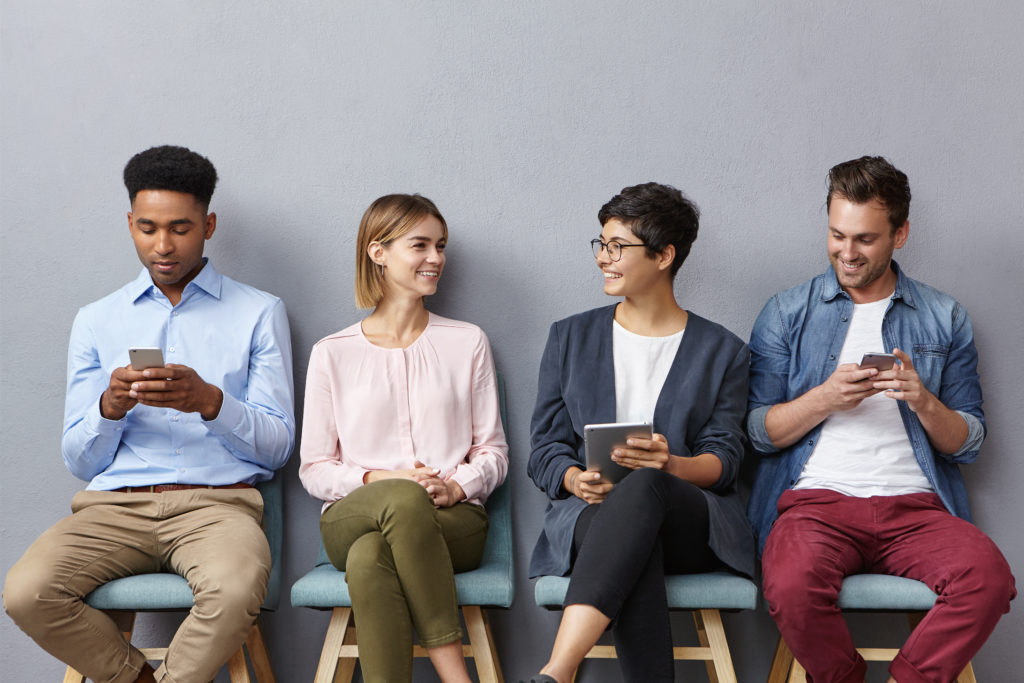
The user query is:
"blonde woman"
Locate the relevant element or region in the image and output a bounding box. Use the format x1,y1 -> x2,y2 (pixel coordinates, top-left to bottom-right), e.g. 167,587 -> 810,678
299,194 -> 508,683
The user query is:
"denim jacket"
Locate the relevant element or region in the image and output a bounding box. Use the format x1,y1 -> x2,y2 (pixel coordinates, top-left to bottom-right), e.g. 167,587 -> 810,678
746,262 -> 985,553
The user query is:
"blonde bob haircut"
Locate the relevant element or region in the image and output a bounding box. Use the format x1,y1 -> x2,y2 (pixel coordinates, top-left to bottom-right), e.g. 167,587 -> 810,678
354,193 -> 448,309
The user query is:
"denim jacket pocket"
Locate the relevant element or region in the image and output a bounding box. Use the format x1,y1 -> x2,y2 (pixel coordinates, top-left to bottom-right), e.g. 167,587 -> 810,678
911,343 -> 950,395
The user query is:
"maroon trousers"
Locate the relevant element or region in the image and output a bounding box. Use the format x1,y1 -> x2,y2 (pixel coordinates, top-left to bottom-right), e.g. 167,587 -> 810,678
762,489 -> 1015,683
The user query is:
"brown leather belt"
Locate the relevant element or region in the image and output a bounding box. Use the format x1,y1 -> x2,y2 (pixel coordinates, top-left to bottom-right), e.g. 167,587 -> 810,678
113,483 -> 253,493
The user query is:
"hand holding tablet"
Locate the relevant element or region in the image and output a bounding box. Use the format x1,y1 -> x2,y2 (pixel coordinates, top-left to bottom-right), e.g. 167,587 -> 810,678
584,422 -> 653,484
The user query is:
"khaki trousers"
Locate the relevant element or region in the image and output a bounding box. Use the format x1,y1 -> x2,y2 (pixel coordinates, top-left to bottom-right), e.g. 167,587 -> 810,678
3,488 -> 270,683
320,479 -> 488,683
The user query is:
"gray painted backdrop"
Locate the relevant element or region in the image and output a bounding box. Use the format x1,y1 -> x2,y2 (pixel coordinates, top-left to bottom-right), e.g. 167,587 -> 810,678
2,1 -> 1022,680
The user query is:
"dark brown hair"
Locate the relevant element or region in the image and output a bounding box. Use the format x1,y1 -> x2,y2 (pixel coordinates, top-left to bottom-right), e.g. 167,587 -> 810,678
827,156 -> 910,231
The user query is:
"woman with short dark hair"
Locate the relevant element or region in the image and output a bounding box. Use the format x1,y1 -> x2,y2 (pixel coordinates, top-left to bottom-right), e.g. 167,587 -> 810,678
523,183 -> 755,683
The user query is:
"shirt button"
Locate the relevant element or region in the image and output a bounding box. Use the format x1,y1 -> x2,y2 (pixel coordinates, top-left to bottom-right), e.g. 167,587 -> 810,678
169,347 -> 176,353
172,416 -> 179,422
829,354 -> 835,360
172,311 -> 179,317
175,449 -> 182,454
807,440 -> 814,446
841,316 -> 848,322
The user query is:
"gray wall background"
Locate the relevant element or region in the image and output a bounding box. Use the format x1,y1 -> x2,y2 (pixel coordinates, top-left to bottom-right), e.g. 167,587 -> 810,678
2,1 -> 1022,680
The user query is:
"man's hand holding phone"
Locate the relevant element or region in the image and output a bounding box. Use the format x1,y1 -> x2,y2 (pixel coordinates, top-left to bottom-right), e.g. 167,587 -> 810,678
870,347 -> 934,414
101,349 -> 223,421
818,362 -> 884,413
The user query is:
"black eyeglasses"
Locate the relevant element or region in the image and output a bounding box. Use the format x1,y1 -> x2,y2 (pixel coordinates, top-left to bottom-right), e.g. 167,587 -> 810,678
591,238 -> 646,262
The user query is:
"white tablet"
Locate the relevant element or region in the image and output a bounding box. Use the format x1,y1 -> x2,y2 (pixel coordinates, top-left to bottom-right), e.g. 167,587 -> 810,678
583,421 -> 653,484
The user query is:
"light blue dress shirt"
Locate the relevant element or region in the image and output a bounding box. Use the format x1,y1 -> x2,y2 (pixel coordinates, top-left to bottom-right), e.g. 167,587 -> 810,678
62,260 -> 295,490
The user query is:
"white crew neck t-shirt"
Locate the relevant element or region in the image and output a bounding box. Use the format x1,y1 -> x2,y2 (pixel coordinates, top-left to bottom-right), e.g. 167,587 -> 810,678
794,295 -> 933,496
612,320 -> 684,423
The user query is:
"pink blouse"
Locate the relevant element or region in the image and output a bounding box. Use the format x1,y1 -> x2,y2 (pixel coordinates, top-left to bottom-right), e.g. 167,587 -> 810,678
299,313 -> 509,511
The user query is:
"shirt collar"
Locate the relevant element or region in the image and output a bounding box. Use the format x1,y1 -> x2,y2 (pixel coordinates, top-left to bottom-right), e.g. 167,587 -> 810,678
819,260 -> 915,308
128,258 -> 222,304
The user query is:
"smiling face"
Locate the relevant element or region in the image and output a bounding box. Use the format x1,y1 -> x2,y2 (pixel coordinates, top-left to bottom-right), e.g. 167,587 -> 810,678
827,196 -> 908,303
128,189 -> 216,305
597,218 -> 672,298
373,214 -> 446,302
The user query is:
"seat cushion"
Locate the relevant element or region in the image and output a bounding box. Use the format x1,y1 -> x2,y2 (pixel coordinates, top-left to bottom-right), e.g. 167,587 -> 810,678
534,571 -> 758,611
86,574 -> 195,611
291,561 -> 514,610
837,574 -> 938,611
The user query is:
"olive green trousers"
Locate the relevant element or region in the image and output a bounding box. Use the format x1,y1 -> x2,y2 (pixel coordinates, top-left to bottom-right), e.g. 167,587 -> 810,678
320,479 -> 488,682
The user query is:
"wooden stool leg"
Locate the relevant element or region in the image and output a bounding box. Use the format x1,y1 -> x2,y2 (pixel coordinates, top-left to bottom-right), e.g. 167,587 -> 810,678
789,657 -> 806,683
61,667 -> 86,683
695,609 -> 737,683
463,606 -> 503,683
245,620 -> 275,682
694,609 -> 718,683
957,661 -> 977,683
766,634 -> 795,683
227,646 -> 252,683
334,620 -> 359,683
314,608 -> 351,683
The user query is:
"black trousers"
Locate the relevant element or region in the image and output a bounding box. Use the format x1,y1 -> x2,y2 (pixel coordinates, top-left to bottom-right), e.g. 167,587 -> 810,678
566,468 -> 721,683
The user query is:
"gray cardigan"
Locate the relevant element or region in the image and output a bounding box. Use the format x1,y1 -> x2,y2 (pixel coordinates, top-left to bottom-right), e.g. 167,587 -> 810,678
527,304 -> 755,578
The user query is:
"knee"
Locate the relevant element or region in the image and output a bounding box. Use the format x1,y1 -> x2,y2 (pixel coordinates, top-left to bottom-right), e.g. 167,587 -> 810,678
376,479 -> 435,524
949,544 -> 1017,610
195,565 -> 268,618
611,467 -> 669,502
3,561 -> 37,625
762,536 -> 839,611
192,540 -> 270,617
344,533 -> 393,591
3,556 -> 58,628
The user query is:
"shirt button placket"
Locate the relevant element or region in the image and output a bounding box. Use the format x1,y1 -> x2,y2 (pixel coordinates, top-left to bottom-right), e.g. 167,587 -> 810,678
395,350 -> 416,460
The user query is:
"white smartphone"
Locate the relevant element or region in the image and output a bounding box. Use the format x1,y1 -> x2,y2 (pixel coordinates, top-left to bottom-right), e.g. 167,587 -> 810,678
129,347 -> 165,370
583,421 -> 653,484
859,352 -> 897,371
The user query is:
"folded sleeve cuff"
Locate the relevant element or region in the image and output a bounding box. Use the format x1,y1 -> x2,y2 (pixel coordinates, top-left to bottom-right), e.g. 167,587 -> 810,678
953,411 -> 985,456
746,405 -> 778,453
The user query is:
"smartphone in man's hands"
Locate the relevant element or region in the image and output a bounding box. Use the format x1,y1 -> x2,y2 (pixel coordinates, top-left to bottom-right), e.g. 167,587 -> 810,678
129,347 -> 165,370
859,352 -> 896,371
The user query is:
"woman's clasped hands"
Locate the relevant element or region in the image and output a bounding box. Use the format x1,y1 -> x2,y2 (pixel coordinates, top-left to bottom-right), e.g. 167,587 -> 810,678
364,461 -> 466,507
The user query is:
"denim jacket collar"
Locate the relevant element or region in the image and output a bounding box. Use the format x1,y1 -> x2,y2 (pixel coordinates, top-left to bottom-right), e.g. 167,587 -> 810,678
819,260 -> 917,310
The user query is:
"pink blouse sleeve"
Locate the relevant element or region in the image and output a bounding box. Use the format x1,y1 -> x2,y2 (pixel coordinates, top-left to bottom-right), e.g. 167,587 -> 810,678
448,330 -> 509,502
298,341 -> 369,502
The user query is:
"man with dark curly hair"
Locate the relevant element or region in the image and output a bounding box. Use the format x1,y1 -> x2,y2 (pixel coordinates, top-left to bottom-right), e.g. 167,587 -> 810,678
4,145 -> 295,683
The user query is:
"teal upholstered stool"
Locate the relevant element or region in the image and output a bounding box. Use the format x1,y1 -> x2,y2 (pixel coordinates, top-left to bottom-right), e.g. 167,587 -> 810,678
534,571 -> 758,683
290,375 -> 514,683
62,476 -> 283,683
766,574 -> 977,683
